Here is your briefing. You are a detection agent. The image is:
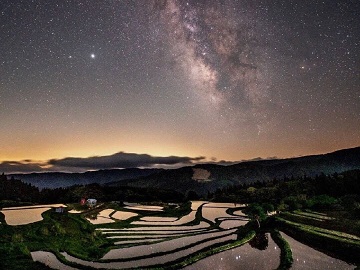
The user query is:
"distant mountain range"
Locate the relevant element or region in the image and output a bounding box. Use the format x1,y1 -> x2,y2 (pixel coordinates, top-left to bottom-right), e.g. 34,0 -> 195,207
11,146 -> 360,194
10,168 -> 162,189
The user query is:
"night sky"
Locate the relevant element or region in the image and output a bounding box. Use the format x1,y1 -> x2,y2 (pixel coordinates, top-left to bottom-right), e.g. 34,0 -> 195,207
1,0 -> 359,173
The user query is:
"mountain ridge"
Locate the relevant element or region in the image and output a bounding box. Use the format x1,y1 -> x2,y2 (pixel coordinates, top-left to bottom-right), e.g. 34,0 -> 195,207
116,146 -> 360,194
9,146 -> 360,193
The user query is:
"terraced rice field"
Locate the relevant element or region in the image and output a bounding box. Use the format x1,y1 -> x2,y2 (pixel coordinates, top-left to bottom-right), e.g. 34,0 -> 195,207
1,204 -> 66,225
87,209 -> 140,224
219,219 -> 248,229
124,204 -> 164,212
29,201 -> 355,269
31,201 -> 250,269
97,221 -> 210,231
281,232 -> 355,269
293,210 -> 335,221
31,252 -> 78,270
86,208 -> 116,224
184,233 -> 281,270
103,229 -> 237,260
140,216 -> 178,222
2,204 -> 66,210
111,210 -> 139,220
132,210 -> 196,225
202,205 -> 236,222
68,209 -> 83,214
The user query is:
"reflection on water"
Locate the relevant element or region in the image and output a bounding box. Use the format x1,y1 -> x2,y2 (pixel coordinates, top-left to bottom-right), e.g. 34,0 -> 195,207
184,233 -> 280,270
280,232 -> 355,270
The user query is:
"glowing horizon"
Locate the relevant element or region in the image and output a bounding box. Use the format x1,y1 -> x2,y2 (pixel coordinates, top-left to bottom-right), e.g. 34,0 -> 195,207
1,1 -> 359,173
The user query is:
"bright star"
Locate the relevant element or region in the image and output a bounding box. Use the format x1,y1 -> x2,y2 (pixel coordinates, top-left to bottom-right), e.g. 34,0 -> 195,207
91,54 -> 95,59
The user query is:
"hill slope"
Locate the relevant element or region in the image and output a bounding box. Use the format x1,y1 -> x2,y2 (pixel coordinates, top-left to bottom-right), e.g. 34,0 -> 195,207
11,168 -> 162,189
9,146 -> 360,194
115,146 -> 360,195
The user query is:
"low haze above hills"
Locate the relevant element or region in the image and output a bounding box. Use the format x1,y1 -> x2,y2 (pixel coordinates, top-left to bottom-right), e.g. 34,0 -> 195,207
9,146 -> 360,194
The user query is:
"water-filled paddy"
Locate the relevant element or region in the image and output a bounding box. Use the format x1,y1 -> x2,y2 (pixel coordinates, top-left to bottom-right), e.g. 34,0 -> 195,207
29,201 -> 357,270
98,208 -> 115,217
68,209 -> 83,214
2,204 -> 66,210
60,234 -> 237,269
1,204 -> 66,225
140,216 -> 178,222
281,232 -> 355,269
1,207 -> 51,225
114,238 -> 164,245
203,202 -> 243,208
190,201 -> 208,210
124,205 -> 163,211
132,210 -> 196,225
86,216 -> 115,224
104,229 -> 212,236
31,251 -> 79,270
111,210 -> 138,220
219,219 -> 248,229
86,209 -> 139,224
184,233 -> 280,270
97,221 -> 210,231
202,206 -> 235,222
232,209 -> 246,216
102,229 -> 237,260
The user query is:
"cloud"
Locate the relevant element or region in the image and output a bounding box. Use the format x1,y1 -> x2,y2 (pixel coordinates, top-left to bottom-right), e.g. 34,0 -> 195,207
48,152 -> 205,169
198,156 -> 279,166
0,161 -> 44,173
0,152 -> 279,174
0,152 -> 206,173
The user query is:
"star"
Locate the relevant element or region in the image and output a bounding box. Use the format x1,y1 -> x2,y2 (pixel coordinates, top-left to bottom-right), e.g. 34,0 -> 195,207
0,0 -> 359,170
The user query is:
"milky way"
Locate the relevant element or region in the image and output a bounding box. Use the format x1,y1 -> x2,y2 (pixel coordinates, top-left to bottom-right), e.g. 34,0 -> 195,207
0,0 -> 359,172
154,1 -> 273,116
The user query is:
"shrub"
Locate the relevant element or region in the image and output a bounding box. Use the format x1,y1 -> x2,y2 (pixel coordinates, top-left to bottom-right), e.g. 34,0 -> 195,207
283,196 -> 303,211
262,203 -> 275,213
243,203 -> 266,221
40,227 -> 49,236
308,194 -> 337,209
11,234 -> 23,243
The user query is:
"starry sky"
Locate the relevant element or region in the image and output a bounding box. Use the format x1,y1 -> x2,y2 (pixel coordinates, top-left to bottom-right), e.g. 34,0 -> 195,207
1,0 -> 359,173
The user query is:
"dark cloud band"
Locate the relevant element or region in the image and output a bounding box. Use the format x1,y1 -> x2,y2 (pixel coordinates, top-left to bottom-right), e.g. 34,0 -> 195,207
48,152 -> 205,169
0,152 -> 206,173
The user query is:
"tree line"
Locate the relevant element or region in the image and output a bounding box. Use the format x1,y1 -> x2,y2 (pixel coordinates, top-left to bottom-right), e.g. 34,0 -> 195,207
1,170 -> 360,216
208,169 -> 360,217
0,173 -> 185,207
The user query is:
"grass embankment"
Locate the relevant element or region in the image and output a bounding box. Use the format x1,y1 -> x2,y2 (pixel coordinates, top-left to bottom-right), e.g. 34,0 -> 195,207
159,229 -> 255,269
97,203 -> 221,263
0,209 -> 113,269
280,210 -> 360,237
98,205 -> 252,267
1,201 -> 170,268
270,229 -> 293,270
295,210 -> 334,220
189,202 -> 214,227
226,206 -> 247,216
275,215 -> 360,265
